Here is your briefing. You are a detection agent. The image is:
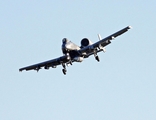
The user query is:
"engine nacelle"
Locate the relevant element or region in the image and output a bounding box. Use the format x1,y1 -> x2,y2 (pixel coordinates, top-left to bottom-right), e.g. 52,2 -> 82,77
73,57 -> 84,62
81,38 -> 93,48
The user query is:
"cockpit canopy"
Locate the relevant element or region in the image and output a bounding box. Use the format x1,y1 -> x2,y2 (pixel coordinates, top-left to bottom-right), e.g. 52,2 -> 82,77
62,38 -> 69,44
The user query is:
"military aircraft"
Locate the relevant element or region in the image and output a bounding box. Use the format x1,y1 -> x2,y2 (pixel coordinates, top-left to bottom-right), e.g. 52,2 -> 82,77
19,26 -> 132,75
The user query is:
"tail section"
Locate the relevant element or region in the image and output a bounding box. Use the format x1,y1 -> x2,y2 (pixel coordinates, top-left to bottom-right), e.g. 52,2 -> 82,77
98,34 -> 102,40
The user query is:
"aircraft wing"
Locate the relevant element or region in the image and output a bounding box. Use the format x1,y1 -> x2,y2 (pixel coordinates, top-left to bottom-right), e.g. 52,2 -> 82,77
78,26 -> 132,57
19,55 -> 69,72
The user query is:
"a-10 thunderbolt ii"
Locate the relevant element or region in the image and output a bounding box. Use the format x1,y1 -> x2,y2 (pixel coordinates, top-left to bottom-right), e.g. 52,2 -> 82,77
19,26 -> 132,75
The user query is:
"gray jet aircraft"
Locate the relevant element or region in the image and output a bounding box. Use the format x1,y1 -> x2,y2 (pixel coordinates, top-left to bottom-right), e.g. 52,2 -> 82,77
19,26 -> 132,75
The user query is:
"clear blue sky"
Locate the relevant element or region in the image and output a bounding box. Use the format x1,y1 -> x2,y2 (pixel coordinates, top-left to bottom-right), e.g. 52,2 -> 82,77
1,1 -> 156,120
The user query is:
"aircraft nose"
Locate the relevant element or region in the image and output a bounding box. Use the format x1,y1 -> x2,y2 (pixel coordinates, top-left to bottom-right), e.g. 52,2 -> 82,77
62,38 -> 69,44
62,42 -> 71,52
62,38 -> 67,44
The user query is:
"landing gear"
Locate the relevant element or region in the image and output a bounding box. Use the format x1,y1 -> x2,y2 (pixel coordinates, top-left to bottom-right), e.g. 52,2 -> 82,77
62,68 -> 67,75
95,55 -> 100,62
62,63 -> 67,75
61,53 -> 72,75
94,49 -> 100,62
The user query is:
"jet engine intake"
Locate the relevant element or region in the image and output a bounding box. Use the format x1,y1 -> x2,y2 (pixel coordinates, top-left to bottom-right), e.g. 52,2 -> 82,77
81,38 -> 93,48
73,57 -> 84,62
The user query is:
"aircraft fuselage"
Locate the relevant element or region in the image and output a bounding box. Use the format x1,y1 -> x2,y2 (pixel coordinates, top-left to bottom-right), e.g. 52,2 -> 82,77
62,38 -> 81,59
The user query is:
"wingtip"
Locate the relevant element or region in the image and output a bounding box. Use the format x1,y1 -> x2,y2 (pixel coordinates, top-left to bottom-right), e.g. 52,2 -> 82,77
128,26 -> 132,29
19,69 -> 23,72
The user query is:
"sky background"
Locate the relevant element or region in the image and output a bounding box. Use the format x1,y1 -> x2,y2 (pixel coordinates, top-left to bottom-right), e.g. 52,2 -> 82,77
1,1 -> 156,120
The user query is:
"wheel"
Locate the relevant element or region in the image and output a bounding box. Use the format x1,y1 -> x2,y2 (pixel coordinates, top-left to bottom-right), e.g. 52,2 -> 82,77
62,69 -> 67,75
95,56 -> 100,62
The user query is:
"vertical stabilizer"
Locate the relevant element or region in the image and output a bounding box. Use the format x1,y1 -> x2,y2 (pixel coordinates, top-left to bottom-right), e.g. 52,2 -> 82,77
98,34 -> 102,40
